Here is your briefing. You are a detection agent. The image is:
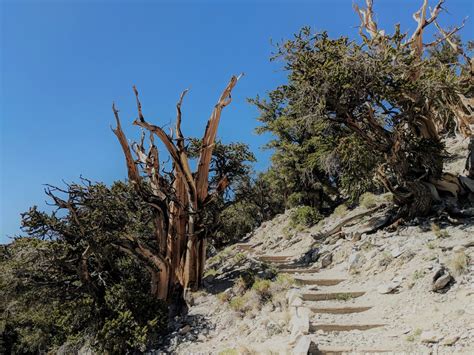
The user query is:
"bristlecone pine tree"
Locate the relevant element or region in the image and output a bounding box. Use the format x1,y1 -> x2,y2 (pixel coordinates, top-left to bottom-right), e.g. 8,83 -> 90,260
254,0 -> 474,218
112,75 -> 241,309
351,0 -> 474,216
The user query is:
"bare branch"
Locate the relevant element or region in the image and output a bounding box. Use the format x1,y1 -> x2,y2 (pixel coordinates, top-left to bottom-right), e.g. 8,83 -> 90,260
353,0 -> 384,40
425,19 -> 466,47
132,85 -> 145,122
176,89 -> 189,150
194,74 -> 242,203
408,0 -> 445,57
111,102 -> 141,185
131,87 -> 197,204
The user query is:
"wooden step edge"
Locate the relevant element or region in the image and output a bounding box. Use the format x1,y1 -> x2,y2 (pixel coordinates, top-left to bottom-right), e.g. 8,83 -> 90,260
314,345 -> 395,354
279,268 -> 320,274
310,323 -> 385,332
308,305 -> 372,314
295,278 -> 346,286
302,291 -> 365,301
257,256 -> 295,261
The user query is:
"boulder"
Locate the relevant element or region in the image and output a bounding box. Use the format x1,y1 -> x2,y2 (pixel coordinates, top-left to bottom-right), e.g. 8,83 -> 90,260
321,253 -> 333,268
420,330 -> 442,343
432,267 -> 453,292
292,335 -> 313,355
347,252 -> 365,273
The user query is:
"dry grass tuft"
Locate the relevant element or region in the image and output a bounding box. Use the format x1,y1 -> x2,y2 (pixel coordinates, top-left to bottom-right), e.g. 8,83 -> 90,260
431,223 -> 450,238
449,250 -> 469,276
359,192 -> 377,209
332,204 -> 348,218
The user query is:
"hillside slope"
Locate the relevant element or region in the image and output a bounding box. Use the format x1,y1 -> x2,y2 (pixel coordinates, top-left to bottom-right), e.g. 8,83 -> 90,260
159,136 -> 474,354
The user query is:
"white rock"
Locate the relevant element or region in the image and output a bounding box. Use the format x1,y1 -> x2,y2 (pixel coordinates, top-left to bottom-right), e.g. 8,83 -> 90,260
441,335 -> 459,346
377,281 -> 399,294
420,330 -> 442,343
432,273 -> 452,292
348,252 -> 365,273
391,247 -> 404,258
392,275 -> 404,284
291,335 -> 313,355
321,253 -> 333,268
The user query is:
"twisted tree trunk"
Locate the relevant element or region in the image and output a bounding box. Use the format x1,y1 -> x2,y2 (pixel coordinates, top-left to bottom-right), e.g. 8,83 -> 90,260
111,75 -> 241,311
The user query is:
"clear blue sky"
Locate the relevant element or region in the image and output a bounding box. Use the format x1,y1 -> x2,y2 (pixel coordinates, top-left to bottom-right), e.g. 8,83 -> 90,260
1,0 -> 472,243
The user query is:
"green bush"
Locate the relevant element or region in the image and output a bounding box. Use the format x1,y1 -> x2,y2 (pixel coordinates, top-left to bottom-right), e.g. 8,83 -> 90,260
359,192 -> 377,209
0,237 -> 168,354
229,296 -> 247,313
332,204 -> 348,218
252,278 -> 272,300
290,206 -> 322,228
287,192 -> 306,208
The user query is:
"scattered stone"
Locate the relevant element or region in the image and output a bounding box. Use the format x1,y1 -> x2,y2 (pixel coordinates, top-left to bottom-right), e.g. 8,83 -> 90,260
292,335 -> 315,355
441,335 -> 459,346
420,330 -> 442,343
321,253 -> 333,268
453,245 -> 466,253
179,325 -> 191,335
392,275 -> 404,284
348,252 -> 365,273
377,281 -> 399,294
351,232 -> 362,242
432,267 -> 453,292
391,247 -> 404,258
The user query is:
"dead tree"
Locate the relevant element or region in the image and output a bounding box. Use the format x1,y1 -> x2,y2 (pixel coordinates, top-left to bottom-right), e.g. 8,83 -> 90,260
112,75 -> 241,307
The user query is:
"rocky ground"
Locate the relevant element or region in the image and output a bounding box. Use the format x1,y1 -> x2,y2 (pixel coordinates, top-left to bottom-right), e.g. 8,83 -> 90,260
154,136 -> 474,354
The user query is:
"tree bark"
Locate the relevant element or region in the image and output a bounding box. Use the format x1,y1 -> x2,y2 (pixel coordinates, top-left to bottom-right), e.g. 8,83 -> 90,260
112,75 -> 241,309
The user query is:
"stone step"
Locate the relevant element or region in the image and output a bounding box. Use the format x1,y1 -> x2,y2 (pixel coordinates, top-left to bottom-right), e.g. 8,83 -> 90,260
302,291 -> 365,301
308,305 -> 372,314
295,278 -> 345,286
314,345 -> 394,354
310,323 -> 385,332
257,255 -> 294,262
279,267 -> 320,274
235,243 -> 254,251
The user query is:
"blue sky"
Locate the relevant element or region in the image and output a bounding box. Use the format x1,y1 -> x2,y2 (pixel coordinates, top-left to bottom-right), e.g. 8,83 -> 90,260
1,0 -> 472,243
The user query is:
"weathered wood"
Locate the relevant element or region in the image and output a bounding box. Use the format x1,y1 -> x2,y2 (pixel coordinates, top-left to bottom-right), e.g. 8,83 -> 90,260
112,76 -> 241,306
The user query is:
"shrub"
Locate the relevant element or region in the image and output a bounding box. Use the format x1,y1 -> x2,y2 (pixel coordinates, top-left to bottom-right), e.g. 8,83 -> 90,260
287,192 -> 306,208
233,252 -> 247,263
0,238 -> 168,354
431,223 -> 450,238
412,270 -> 424,280
359,192 -> 377,209
290,206 -> 322,228
449,250 -> 468,276
217,292 -> 231,303
334,292 -> 354,301
229,296 -> 246,312
219,348 -> 239,355
332,204 -> 348,218
252,278 -> 272,300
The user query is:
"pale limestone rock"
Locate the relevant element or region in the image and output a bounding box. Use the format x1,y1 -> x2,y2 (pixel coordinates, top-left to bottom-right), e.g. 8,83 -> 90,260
420,330 -> 442,343
441,335 -> 459,346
